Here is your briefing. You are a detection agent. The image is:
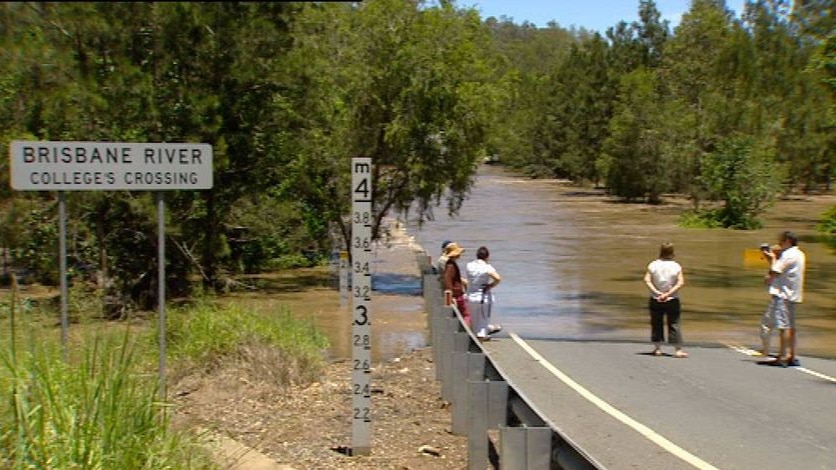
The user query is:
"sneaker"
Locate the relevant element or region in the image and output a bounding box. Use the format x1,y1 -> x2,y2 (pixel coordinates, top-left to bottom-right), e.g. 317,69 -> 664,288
488,324 -> 502,334
787,358 -> 801,367
477,335 -> 491,342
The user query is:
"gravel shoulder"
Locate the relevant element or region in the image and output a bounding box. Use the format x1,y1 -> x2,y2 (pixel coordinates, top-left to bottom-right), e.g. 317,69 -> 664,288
172,347 -> 467,470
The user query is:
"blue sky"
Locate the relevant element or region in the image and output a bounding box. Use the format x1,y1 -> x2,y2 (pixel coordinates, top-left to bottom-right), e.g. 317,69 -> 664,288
462,0 -> 748,33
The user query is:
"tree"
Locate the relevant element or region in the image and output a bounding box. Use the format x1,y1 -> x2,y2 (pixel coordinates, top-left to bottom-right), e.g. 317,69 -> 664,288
698,137 -> 783,228
286,0 -> 501,250
602,68 -> 670,202
659,0 -> 736,207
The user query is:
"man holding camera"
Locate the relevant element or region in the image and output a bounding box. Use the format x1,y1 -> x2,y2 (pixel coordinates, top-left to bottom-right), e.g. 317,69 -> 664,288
762,231 -> 806,367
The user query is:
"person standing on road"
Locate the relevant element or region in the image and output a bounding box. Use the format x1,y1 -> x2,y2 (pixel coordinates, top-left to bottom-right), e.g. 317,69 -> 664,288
758,243 -> 784,357
443,242 -> 471,327
644,242 -> 687,358
466,246 -> 502,341
763,231 -> 806,367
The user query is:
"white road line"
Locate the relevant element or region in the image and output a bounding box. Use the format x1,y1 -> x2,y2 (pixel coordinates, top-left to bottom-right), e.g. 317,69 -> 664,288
724,343 -> 836,384
510,333 -> 719,470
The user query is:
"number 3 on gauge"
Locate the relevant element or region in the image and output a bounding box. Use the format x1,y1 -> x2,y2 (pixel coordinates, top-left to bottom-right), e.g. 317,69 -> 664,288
354,305 -> 369,325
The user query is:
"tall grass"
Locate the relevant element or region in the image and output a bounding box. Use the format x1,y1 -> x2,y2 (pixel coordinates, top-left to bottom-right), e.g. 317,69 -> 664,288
1,288 -> 330,469
0,321 -> 211,469
165,301 -> 330,387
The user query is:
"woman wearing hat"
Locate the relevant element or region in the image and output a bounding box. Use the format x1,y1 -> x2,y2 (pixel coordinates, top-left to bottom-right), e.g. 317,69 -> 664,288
442,242 -> 471,327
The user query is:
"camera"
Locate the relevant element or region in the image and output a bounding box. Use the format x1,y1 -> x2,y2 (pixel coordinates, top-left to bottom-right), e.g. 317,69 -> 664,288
759,243 -> 770,251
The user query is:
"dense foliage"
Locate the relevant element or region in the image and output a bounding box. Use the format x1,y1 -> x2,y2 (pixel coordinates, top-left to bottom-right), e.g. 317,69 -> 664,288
0,0 -> 833,305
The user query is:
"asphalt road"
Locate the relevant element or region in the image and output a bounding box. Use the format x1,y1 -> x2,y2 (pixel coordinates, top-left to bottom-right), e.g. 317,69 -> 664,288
482,336 -> 836,470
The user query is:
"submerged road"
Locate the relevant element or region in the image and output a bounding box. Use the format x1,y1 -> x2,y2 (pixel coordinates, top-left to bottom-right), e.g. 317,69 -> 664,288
481,336 -> 836,469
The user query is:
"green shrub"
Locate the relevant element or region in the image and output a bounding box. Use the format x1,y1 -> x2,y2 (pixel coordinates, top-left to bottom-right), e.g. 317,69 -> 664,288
677,209 -> 725,229
816,205 -> 836,249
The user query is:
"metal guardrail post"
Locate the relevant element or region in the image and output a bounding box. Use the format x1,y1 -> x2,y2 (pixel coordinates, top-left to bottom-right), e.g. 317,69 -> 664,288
452,349 -> 484,435
468,379 -> 490,470
468,376 -> 506,470
440,314 -> 460,402
488,380 -> 509,429
422,273 -> 437,339
432,308 -> 442,380
420,251 -> 601,470
499,425 -> 552,470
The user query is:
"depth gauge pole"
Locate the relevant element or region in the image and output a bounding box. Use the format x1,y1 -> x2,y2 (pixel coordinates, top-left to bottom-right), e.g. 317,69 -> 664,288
350,157 -> 373,456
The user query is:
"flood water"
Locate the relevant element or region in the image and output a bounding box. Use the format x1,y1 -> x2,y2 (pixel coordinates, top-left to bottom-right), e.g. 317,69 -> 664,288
405,165 -> 836,359
227,165 -> 835,362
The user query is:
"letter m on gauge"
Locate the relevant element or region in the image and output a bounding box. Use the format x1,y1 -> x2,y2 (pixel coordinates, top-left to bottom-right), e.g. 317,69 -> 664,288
352,159 -> 372,202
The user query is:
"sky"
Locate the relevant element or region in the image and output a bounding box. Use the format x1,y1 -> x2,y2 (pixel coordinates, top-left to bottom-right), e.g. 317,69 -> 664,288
462,0 -> 749,33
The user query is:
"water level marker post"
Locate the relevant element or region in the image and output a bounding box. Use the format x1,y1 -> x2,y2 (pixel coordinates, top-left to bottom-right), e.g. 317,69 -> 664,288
350,157 -> 373,456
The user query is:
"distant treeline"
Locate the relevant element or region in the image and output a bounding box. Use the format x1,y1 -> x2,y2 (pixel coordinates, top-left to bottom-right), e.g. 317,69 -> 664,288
0,1 -> 832,305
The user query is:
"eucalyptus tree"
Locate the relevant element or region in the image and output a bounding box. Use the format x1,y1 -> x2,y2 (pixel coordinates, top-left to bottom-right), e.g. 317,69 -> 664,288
659,0 -> 736,208
286,0 -> 501,250
794,0 -> 835,190
484,19 -> 575,173
607,0 -> 670,74
540,33 -> 614,184
601,68 -> 670,202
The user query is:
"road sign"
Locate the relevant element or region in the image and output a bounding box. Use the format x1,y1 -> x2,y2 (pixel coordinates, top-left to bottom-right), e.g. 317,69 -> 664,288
351,157 -> 373,456
9,140 -> 213,190
8,139 -> 213,400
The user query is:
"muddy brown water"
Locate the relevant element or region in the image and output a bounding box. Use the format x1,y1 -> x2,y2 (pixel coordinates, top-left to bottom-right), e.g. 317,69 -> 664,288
407,165 -> 836,360
229,165 -> 836,362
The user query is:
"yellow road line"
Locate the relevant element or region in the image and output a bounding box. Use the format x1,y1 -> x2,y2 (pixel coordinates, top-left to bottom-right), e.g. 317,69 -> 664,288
510,333 -> 719,470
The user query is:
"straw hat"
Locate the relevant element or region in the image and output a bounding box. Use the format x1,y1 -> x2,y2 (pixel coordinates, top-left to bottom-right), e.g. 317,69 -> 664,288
444,242 -> 465,257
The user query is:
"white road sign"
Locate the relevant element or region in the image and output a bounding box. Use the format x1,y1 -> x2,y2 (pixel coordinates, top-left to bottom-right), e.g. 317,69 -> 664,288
9,140 -> 213,190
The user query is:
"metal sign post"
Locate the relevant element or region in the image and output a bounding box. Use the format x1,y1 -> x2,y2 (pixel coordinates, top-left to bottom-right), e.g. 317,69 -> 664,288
9,141 -> 212,398
58,192 -> 69,360
350,157 -> 373,456
156,192 -> 167,398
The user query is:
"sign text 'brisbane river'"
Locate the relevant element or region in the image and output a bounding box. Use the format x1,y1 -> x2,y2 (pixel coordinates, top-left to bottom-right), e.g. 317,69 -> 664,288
10,141 -> 213,190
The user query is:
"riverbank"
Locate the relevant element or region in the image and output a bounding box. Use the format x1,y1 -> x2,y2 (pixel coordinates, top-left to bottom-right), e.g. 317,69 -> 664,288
171,220 -> 472,469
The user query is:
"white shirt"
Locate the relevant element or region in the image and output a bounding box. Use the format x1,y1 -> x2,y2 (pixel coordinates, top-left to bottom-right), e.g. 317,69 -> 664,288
646,259 -> 682,298
435,254 -> 449,275
465,259 -> 497,303
770,246 -> 805,302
